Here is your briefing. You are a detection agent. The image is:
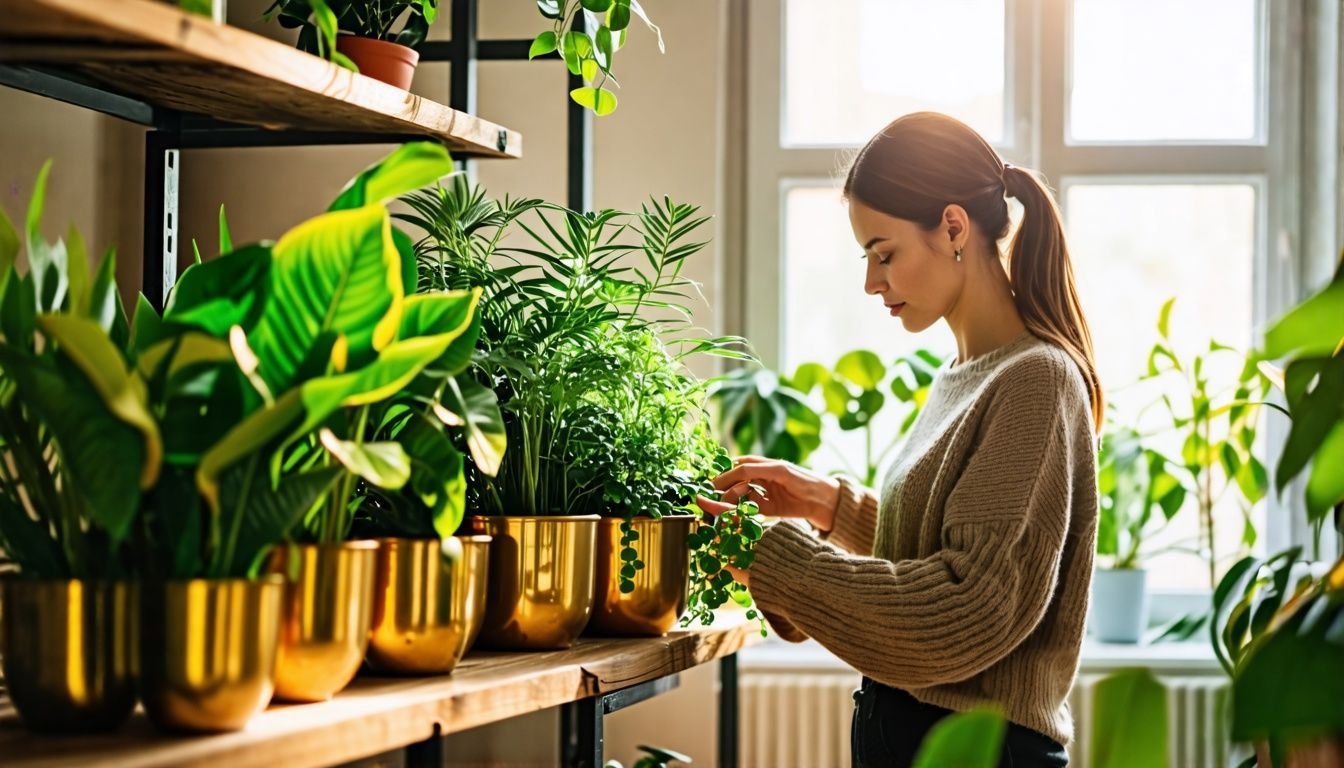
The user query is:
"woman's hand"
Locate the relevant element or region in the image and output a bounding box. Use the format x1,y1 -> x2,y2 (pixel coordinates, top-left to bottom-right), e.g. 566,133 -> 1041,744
695,455 -> 841,532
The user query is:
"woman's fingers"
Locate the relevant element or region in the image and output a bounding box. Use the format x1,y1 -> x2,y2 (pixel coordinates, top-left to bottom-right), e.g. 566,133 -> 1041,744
695,496 -> 735,516
712,460 -> 784,492
719,481 -> 768,507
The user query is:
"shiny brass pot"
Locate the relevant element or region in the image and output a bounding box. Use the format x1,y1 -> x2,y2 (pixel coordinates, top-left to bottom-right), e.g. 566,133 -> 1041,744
267,541 -> 378,702
139,576 -> 283,733
0,579 -> 137,733
366,536 -> 491,674
466,516 -> 598,650
588,515 -> 697,637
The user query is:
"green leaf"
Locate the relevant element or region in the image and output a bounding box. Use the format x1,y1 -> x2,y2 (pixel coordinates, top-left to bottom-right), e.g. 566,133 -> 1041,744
1276,356 -> 1344,493
834,350 -> 885,389
1157,296 -> 1176,339
1263,263 -> 1344,359
580,0 -> 613,11
594,25 -> 613,69
789,362 -> 829,393
0,203 -> 18,275
86,246 -> 121,335
1,271 -> 36,347
25,159 -> 51,253
562,31 -> 584,75
399,290 -> 481,373
251,206 -> 403,392
434,374 -> 506,476
0,491 -> 66,577
218,462 -> 343,577
218,205 -> 233,254
570,86 -> 618,116
65,225 -> 90,316
393,412 -> 466,538
1089,668 -> 1169,768
912,708 -> 1006,768
164,243 -> 271,336
581,57 -> 599,82
327,143 -> 454,212
321,429 -> 410,490
197,388 -> 305,513
529,30 -> 558,59
1305,423 -> 1344,522
536,0 -> 562,19
607,0 -> 631,30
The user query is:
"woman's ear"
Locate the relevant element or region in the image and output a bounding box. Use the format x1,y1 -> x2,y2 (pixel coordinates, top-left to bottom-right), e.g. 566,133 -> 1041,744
942,204 -> 969,250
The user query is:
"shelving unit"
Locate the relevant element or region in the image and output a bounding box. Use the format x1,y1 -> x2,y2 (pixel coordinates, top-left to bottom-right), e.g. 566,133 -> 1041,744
0,2 -> 742,766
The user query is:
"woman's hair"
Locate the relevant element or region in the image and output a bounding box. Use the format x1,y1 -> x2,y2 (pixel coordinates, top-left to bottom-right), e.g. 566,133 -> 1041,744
843,111 -> 1104,431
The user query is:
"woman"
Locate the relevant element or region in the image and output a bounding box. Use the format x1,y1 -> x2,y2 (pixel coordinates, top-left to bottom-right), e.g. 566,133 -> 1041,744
699,112 -> 1102,767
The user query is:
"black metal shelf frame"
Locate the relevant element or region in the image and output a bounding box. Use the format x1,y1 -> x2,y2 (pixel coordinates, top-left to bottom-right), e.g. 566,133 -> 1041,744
0,3 -> 740,765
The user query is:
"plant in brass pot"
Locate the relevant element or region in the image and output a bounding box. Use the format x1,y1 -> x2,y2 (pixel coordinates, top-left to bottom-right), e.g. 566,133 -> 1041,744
402,178 -> 751,646
264,0 -> 438,89
0,162 -> 152,734
1213,256 -> 1344,767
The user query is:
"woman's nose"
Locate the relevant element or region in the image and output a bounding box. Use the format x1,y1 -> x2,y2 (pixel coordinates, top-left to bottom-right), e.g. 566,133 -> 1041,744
864,268 -> 887,296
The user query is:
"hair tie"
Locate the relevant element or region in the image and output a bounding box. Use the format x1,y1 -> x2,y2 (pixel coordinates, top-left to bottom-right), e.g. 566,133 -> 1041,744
1002,163 -> 1016,198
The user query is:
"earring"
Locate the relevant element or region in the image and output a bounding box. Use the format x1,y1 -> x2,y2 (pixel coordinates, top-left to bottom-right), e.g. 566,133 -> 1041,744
954,247 -> 963,262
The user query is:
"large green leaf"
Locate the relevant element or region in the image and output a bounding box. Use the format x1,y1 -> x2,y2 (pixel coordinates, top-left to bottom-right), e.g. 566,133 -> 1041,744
1276,356 -> 1344,493
1305,423 -> 1344,521
197,388 -> 305,513
399,289 -> 482,374
0,346 -> 144,544
1263,260 -> 1344,359
433,374 -> 506,476
164,244 -> 271,336
834,350 -> 885,389
0,202 -> 18,274
393,411 -> 467,537
216,460 -> 344,578
320,429 -> 410,490
327,142 -> 455,212
37,314 -> 161,490
1090,668 -> 1169,768
251,206 -> 403,392
911,708 -> 1006,768
65,225 -> 90,317
1,271 -> 36,348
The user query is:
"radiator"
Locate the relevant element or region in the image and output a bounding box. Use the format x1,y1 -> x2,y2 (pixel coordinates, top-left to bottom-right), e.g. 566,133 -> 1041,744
741,670 -> 1243,768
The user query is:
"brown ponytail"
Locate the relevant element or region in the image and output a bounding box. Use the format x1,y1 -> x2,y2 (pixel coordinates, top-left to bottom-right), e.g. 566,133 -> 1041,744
844,112 -> 1104,431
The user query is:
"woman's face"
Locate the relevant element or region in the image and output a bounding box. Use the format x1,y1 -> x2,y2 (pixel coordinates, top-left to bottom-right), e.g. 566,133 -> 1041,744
848,199 -> 962,334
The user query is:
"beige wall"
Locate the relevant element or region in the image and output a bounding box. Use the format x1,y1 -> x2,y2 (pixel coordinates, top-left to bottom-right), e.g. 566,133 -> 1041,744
2,2 -> 730,765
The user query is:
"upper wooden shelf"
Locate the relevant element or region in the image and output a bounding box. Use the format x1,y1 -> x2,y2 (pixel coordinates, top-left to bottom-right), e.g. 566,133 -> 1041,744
0,0 -> 522,158
0,617 -> 758,768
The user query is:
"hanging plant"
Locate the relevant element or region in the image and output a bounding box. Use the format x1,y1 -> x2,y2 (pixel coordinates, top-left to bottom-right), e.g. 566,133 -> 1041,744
530,0 -> 664,116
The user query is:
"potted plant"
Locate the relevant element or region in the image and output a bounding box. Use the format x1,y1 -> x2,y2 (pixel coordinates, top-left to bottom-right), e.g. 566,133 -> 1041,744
529,0 -> 663,116
1091,422 -> 1187,643
0,163 -> 150,733
264,0 -> 439,89
1214,255 -> 1344,766
175,0 -> 226,23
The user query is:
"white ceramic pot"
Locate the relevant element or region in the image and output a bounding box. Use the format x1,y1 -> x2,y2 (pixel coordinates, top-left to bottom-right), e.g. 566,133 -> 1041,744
1091,568 -> 1148,643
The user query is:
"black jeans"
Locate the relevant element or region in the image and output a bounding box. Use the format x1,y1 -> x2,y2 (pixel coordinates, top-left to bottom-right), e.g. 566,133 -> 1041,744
851,678 -> 1069,768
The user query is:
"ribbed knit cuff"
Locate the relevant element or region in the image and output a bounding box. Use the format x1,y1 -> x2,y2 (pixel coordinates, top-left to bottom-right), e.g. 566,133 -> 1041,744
818,476 -> 879,557
748,520 -> 822,643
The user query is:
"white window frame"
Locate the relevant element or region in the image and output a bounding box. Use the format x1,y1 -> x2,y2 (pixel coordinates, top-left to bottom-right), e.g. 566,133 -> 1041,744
738,0 -> 1334,615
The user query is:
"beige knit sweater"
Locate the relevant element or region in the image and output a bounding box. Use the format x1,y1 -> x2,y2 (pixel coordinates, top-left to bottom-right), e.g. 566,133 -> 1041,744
748,331 -> 1098,746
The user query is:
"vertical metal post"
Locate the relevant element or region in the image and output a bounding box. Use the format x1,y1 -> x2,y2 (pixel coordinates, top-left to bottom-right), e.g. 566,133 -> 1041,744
566,13 -> 593,212
449,0 -> 477,114
560,697 -> 602,768
143,129 -> 180,310
405,726 -> 444,767
718,654 -> 739,768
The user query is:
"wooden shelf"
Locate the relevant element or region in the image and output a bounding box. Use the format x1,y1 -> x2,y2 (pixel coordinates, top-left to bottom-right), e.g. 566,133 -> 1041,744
0,617 -> 758,768
0,0 -> 522,158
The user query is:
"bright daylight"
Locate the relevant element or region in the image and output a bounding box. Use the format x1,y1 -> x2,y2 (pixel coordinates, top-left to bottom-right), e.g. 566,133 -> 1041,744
0,1 -> 1340,767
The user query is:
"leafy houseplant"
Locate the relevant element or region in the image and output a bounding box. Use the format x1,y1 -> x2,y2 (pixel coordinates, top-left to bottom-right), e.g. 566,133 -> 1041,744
264,0 -> 438,88
402,177 -> 758,639
1213,256 -> 1344,766
0,162 -> 151,733
530,0 -> 663,116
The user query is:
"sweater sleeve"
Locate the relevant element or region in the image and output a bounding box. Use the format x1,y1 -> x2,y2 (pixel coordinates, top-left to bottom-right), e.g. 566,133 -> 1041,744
816,476 -> 879,557
746,362 -> 1083,688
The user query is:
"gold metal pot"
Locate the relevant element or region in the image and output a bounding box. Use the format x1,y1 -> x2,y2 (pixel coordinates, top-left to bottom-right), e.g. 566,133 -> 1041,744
267,540 -> 378,702
0,579 -> 137,733
140,576 -> 284,733
466,515 -> 599,650
588,515 -> 697,637
366,536 -> 491,674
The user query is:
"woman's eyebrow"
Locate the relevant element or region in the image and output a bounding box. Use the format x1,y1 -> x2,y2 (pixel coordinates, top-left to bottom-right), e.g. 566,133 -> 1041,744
862,237 -> 889,250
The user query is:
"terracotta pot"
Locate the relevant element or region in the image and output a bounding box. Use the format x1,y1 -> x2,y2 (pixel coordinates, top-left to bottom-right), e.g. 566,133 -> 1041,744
1256,738 -> 1344,768
336,35 -> 419,90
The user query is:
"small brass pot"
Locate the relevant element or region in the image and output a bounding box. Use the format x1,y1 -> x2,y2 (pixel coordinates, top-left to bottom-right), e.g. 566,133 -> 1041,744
588,515 -> 697,637
466,515 -> 599,650
366,536 -> 491,674
140,576 -> 284,733
0,579 -> 137,733
267,540 -> 378,702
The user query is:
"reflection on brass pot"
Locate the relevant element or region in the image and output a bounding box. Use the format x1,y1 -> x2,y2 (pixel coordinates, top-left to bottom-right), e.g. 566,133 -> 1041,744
588,515 -> 696,637
367,536 -> 491,674
140,577 -> 283,733
0,579 -> 137,733
466,516 -> 598,650
267,541 -> 378,702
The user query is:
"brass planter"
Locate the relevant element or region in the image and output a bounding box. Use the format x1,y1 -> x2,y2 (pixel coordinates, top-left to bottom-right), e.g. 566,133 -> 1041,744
366,536 -> 491,674
267,540 -> 378,702
140,577 -> 284,733
466,515 -> 599,650
588,515 -> 697,637
0,579 -> 137,733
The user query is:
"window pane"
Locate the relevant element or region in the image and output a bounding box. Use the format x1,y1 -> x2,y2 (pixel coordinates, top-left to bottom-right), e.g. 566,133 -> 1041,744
1070,0 -> 1259,141
1066,183 -> 1260,589
783,0 -> 1006,146
782,186 -> 955,477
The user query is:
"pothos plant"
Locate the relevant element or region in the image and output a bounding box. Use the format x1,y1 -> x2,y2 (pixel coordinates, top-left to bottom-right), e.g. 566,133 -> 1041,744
529,0 -> 663,115
1095,419 -> 1188,571
0,162 -> 157,580
264,0 -> 439,70
400,176 -> 762,628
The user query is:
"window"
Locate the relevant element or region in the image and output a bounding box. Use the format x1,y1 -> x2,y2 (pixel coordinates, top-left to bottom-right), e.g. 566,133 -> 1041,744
743,0 -> 1306,595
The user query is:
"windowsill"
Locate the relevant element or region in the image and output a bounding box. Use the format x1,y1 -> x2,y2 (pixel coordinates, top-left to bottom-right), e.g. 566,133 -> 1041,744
739,636 -> 1222,675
